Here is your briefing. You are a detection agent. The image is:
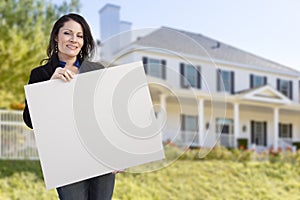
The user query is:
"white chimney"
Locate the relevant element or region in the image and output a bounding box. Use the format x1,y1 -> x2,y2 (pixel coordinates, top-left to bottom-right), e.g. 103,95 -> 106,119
119,21 -> 132,49
99,4 -> 132,61
99,4 -> 120,41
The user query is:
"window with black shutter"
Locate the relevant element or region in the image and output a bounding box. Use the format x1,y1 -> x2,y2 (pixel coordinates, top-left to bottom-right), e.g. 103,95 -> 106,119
277,78 -> 293,99
279,123 -> 292,138
250,74 -> 266,88
217,69 -> 233,93
142,57 -> 166,79
179,63 -> 201,89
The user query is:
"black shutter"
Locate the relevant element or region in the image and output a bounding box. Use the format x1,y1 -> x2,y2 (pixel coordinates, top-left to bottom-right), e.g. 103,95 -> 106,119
289,124 -> 293,138
289,81 -> 293,100
263,121 -> 267,146
250,74 -> 254,88
230,71 -> 235,94
251,121 -> 254,144
161,60 -> 166,79
181,115 -> 185,131
217,69 -> 221,91
277,79 -> 280,90
180,63 -> 185,87
197,66 -> 201,89
263,76 -> 267,85
142,57 -> 148,74
279,123 -> 282,138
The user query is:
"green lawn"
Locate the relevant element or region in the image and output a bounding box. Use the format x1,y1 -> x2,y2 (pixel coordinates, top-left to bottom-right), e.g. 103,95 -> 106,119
1,159 -> 300,200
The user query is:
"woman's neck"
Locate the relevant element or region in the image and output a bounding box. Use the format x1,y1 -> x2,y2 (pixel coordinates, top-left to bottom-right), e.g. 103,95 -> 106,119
57,53 -> 77,67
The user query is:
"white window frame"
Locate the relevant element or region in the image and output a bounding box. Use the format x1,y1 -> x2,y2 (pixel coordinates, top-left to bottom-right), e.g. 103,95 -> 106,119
183,64 -> 198,88
218,70 -> 232,93
181,115 -> 198,131
147,58 -> 163,78
279,123 -> 292,138
253,75 -> 264,87
278,79 -> 290,98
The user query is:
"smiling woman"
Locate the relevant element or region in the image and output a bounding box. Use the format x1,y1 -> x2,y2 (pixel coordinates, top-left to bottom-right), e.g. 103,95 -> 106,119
56,20 -> 84,66
51,19 -> 84,80
22,13 -> 116,200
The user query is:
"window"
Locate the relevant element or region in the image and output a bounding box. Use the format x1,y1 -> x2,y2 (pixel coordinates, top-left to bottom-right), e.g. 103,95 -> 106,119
216,118 -> 233,134
277,79 -> 293,99
279,123 -> 292,138
180,63 -> 201,89
181,115 -> 198,145
217,70 -> 234,94
250,74 -> 267,88
142,57 -> 166,79
181,115 -> 198,131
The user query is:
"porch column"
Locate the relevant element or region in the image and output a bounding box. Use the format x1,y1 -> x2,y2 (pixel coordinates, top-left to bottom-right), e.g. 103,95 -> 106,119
234,103 -> 239,148
273,107 -> 279,151
198,99 -> 204,146
158,94 -> 167,129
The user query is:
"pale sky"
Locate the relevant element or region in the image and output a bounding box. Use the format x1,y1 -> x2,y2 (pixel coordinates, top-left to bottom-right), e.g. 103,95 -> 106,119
52,0 -> 300,70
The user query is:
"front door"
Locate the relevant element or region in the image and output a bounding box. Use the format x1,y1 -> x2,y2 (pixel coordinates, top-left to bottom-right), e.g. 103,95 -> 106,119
251,121 -> 267,146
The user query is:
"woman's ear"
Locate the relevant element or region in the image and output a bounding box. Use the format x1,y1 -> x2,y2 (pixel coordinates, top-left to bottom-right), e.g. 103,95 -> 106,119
55,36 -> 58,42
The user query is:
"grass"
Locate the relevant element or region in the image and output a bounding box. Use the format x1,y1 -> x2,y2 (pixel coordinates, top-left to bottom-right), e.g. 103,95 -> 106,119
1,159 -> 300,200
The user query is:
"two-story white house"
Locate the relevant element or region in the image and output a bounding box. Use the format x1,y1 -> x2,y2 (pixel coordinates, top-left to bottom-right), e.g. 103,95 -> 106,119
98,4 -> 300,151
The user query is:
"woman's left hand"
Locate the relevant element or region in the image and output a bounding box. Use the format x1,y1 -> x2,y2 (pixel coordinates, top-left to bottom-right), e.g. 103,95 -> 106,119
112,169 -> 125,174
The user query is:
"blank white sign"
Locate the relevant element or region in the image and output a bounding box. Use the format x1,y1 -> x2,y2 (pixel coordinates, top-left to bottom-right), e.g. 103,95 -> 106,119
24,61 -> 165,190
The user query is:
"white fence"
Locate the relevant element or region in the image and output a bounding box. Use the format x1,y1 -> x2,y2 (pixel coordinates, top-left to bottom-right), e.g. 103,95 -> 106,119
174,131 -> 200,147
0,109 -> 38,160
174,131 -> 236,148
219,134 -> 235,148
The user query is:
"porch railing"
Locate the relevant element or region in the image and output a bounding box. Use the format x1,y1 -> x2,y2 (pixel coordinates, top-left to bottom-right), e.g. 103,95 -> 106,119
0,110 -> 38,160
219,134 -> 234,148
174,131 -> 200,147
174,132 -> 235,148
278,138 -> 294,151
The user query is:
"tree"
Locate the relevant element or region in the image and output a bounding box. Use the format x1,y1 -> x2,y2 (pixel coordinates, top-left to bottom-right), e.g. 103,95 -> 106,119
0,0 -> 80,109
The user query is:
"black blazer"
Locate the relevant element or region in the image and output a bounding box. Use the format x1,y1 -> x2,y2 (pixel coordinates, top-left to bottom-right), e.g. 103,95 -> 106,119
23,55 -> 104,129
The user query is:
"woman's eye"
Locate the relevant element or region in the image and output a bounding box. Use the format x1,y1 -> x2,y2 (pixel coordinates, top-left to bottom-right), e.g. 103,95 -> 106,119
63,32 -> 70,35
78,35 -> 83,38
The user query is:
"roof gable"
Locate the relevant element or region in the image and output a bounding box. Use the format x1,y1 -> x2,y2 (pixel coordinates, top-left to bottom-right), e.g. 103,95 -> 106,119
238,85 -> 291,104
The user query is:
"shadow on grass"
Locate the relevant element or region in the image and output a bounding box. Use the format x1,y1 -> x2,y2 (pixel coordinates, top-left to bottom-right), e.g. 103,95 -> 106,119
0,160 -> 44,180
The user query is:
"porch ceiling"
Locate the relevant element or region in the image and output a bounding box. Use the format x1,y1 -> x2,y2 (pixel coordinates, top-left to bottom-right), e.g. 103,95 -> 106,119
147,80 -> 300,111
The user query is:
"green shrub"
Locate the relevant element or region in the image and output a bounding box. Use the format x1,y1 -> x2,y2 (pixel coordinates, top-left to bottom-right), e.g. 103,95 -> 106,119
292,142 -> 300,150
163,144 -> 300,163
237,138 -> 248,149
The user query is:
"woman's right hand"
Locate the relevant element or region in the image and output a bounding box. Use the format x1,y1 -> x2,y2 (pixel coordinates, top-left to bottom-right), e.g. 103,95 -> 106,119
51,67 -> 75,82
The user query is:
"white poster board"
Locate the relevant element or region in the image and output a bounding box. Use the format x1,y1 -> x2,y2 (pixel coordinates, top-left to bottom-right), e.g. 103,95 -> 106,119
24,61 -> 165,190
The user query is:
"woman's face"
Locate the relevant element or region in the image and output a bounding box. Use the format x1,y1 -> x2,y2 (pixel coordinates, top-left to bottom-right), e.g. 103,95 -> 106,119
56,19 -> 84,61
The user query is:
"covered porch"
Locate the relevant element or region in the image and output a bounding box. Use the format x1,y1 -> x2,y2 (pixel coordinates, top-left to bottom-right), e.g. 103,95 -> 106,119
149,81 -> 300,151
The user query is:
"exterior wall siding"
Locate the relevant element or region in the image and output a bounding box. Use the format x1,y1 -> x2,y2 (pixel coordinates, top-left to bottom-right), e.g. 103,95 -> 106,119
130,53 -> 299,102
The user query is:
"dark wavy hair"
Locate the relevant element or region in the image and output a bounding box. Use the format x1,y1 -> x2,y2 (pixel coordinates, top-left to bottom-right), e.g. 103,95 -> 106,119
44,13 -> 95,63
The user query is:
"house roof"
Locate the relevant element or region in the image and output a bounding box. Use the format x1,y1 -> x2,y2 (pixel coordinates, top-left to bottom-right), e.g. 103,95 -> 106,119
132,27 -> 300,77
